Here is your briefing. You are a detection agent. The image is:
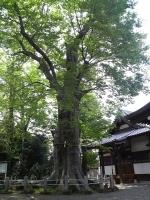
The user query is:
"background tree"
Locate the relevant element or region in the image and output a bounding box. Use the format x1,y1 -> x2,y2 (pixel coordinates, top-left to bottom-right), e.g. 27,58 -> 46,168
13,133 -> 50,179
0,53 -> 55,176
0,0 -> 149,191
80,94 -> 111,142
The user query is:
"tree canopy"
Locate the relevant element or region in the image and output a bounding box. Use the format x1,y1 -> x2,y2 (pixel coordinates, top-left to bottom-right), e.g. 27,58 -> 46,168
0,0 -> 148,101
0,0 -> 149,191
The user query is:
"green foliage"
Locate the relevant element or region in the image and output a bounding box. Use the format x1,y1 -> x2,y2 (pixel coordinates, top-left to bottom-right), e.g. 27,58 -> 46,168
80,94 -> 111,141
13,134 -> 50,178
84,151 -> 98,168
0,0 -> 148,104
0,54 -> 56,131
0,54 -> 55,176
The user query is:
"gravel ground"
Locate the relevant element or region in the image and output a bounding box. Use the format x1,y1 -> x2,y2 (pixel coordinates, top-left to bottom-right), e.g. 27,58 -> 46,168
0,183 -> 150,200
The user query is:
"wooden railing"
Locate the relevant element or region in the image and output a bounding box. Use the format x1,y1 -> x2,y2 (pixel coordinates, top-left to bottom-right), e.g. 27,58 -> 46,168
0,175 -> 115,192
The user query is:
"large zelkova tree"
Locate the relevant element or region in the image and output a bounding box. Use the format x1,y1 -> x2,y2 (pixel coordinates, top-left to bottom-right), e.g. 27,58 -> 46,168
0,0 -> 149,190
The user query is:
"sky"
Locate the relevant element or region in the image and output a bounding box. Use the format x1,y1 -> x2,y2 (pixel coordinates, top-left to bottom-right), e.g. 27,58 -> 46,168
125,0 -> 150,111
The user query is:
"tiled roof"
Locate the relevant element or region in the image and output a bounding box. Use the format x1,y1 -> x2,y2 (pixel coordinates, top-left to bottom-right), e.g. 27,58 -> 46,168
116,102 -> 150,125
100,127 -> 150,144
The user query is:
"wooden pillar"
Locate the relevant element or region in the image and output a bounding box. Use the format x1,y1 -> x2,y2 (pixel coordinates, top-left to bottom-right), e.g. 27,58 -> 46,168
98,148 -> 105,177
84,176 -> 89,190
64,175 -> 68,191
110,175 -> 115,190
99,174 -> 104,190
113,144 -> 118,174
82,146 -> 88,176
4,177 -> 9,192
43,178 -> 48,192
24,176 -> 31,193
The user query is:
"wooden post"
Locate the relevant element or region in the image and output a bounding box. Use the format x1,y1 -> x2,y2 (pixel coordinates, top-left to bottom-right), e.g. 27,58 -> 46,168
99,175 -> 104,190
64,175 -> 68,191
4,177 -> 9,192
43,178 -> 48,192
24,176 -> 30,193
110,175 -> 115,190
84,176 -> 89,190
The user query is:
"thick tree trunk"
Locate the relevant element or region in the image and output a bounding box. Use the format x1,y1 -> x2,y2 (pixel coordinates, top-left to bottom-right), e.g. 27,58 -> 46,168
51,94 -> 90,192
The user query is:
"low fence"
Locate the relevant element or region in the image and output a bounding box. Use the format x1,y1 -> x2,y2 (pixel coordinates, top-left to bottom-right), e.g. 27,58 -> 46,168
0,175 -> 115,192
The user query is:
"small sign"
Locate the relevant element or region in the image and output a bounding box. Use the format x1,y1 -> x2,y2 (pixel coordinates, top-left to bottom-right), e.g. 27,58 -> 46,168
0,163 -> 7,173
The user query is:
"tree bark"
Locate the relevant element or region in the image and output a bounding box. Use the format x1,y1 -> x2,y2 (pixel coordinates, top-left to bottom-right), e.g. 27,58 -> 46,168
51,93 -> 90,191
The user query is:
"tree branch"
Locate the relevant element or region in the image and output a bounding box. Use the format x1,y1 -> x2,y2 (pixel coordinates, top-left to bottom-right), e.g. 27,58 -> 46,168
16,81 -> 51,93
16,39 -> 58,89
76,61 -> 90,85
77,23 -> 90,40
81,87 -> 97,95
14,3 -> 57,81
38,59 -> 59,89
17,39 -> 41,62
66,22 -> 90,69
77,87 -> 97,99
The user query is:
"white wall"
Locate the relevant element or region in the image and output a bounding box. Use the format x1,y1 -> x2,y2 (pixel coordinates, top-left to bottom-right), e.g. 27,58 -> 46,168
88,165 -> 116,178
104,165 -> 116,175
88,169 -> 98,178
131,135 -> 150,152
134,163 -> 150,174
120,124 -> 129,130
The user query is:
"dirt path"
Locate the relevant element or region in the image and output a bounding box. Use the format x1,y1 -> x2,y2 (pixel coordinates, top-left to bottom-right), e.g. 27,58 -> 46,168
0,183 -> 150,200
